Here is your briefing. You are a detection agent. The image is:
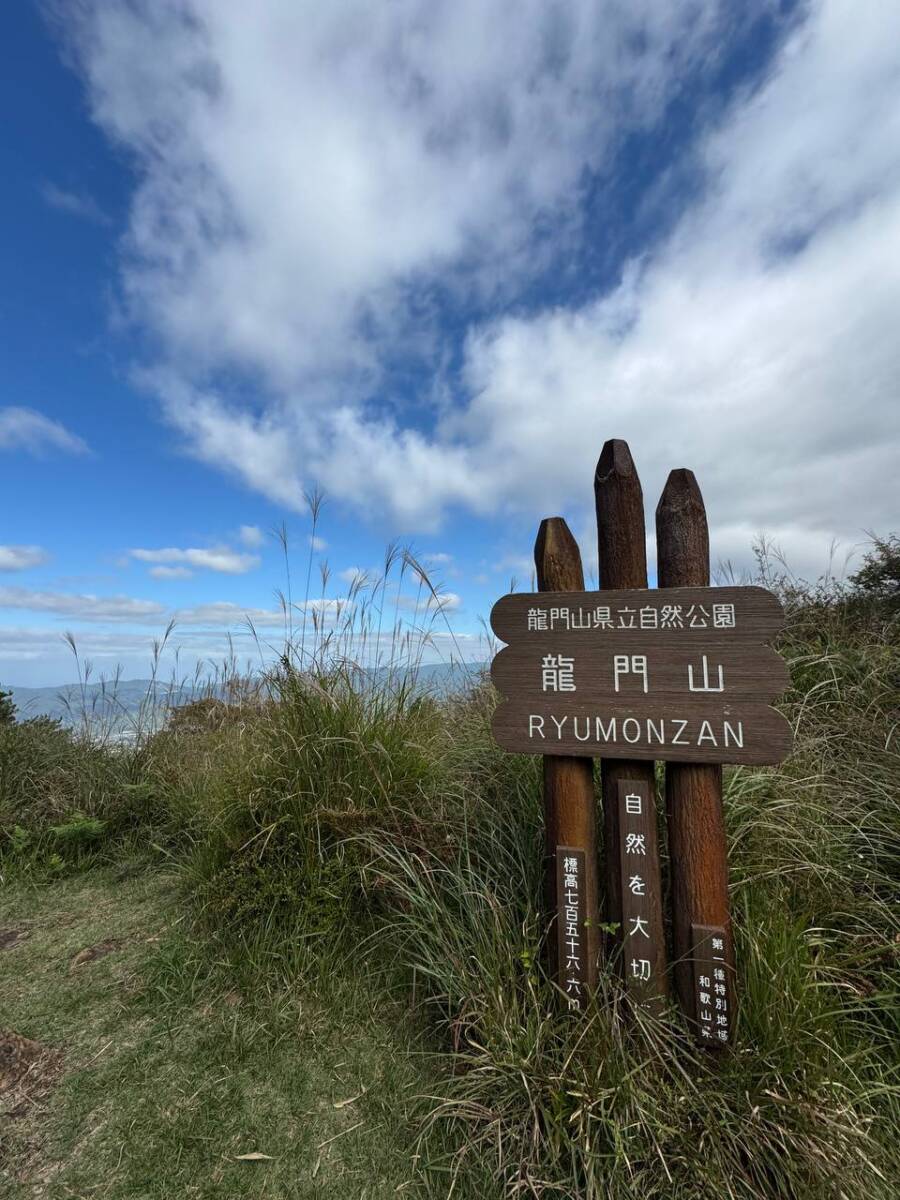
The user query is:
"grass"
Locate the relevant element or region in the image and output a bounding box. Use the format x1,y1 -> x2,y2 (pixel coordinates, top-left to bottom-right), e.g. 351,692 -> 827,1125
0,865 -> 454,1198
1,532 -> 898,1198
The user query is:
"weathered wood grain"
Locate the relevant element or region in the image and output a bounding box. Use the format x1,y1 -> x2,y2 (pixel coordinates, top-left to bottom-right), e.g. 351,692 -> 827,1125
656,468 -> 737,1025
593,439 -> 662,968
490,639 -> 790,704
534,518 -> 600,996
617,779 -> 668,1004
491,698 -> 792,764
691,922 -> 734,1049
490,584 -> 785,645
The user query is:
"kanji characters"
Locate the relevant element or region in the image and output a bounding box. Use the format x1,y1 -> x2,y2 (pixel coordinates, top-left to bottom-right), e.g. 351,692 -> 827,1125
542,654 -> 575,692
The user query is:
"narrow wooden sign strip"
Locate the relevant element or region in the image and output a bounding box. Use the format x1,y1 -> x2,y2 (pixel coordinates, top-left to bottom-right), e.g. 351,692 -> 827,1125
491,585 -> 784,646
492,699 -> 792,765
690,923 -> 734,1048
491,640 -> 789,703
556,845 -> 588,1010
617,780 -> 667,1004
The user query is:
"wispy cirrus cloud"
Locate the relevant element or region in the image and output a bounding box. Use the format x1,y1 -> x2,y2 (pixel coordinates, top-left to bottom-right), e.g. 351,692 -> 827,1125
148,565 -> 193,580
338,566 -> 368,585
0,586 -> 357,631
130,546 -> 260,575
0,407 -> 89,456
0,586 -> 165,624
39,181 -> 111,226
172,598 -> 349,627
0,546 -> 49,572
238,524 -> 266,548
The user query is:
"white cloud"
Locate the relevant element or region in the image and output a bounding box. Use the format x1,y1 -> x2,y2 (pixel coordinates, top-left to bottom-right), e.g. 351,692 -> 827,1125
40,181 -> 111,226
0,588 -> 332,633
56,2 -> 900,570
130,546 -> 260,574
0,546 -> 49,572
58,0 -> 730,511
423,552 -> 452,564
448,1 -> 900,575
171,601 -> 284,627
0,586 -> 165,623
174,597 -> 347,626
238,524 -> 265,548
309,536 -> 327,552
0,407 -> 89,456
432,591 -> 461,612
394,587 -> 462,614
148,565 -> 193,580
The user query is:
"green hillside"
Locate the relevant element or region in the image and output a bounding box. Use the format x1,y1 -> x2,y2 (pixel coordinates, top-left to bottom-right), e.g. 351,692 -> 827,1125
2,549 -> 898,1199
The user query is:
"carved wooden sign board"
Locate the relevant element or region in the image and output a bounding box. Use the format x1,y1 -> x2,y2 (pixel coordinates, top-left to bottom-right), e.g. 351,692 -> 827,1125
491,585 -> 791,765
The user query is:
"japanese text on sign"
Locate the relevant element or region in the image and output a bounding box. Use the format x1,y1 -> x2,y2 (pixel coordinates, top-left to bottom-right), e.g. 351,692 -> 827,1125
556,846 -> 587,1011
489,586 -> 792,766
527,602 -> 736,631
691,924 -> 733,1046
617,780 -> 666,1003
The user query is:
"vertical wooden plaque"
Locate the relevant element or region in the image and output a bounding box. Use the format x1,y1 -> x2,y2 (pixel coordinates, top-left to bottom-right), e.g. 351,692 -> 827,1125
556,846 -> 588,1010
690,923 -> 734,1048
617,780 -> 668,1005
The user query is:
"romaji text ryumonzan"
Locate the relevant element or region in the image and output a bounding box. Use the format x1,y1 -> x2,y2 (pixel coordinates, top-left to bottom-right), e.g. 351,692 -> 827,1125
528,713 -> 746,752
526,601 -> 736,632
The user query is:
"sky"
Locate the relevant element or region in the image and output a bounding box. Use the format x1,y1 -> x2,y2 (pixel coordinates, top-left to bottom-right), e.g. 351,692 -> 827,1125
2,0 -> 898,687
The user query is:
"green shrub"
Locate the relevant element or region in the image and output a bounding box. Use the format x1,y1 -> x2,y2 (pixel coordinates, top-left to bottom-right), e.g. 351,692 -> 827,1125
0,717 -> 166,864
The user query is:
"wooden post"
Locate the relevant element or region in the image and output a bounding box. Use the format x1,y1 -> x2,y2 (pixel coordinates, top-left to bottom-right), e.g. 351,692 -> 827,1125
534,517 -> 601,999
594,440 -> 667,998
656,469 -> 736,1025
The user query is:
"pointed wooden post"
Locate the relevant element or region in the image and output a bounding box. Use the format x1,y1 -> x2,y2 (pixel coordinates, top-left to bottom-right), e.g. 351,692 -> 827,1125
594,440 -> 667,1000
656,469 -> 736,1025
535,518 -> 601,1001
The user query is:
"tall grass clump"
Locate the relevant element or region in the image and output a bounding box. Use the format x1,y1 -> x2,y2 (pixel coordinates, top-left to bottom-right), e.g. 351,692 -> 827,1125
354,544 -> 899,1199
150,535 -> 482,975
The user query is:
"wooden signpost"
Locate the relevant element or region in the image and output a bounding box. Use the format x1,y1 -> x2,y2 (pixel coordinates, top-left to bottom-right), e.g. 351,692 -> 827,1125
534,518 -> 601,1009
489,441 -> 792,1042
490,585 -> 790,763
595,441 -> 666,1003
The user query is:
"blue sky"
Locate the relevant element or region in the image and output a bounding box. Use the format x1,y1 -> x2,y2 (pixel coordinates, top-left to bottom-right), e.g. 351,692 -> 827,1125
2,1 -> 898,686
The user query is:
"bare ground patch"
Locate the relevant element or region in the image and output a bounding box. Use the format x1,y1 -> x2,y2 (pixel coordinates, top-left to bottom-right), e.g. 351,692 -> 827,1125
68,937 -> 124,971
0,1030 -> 64,1122
0,928 -> 29,951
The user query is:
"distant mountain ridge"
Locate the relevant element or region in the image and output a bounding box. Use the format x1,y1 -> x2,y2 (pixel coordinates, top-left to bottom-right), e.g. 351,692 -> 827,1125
7,662 -> 487,728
